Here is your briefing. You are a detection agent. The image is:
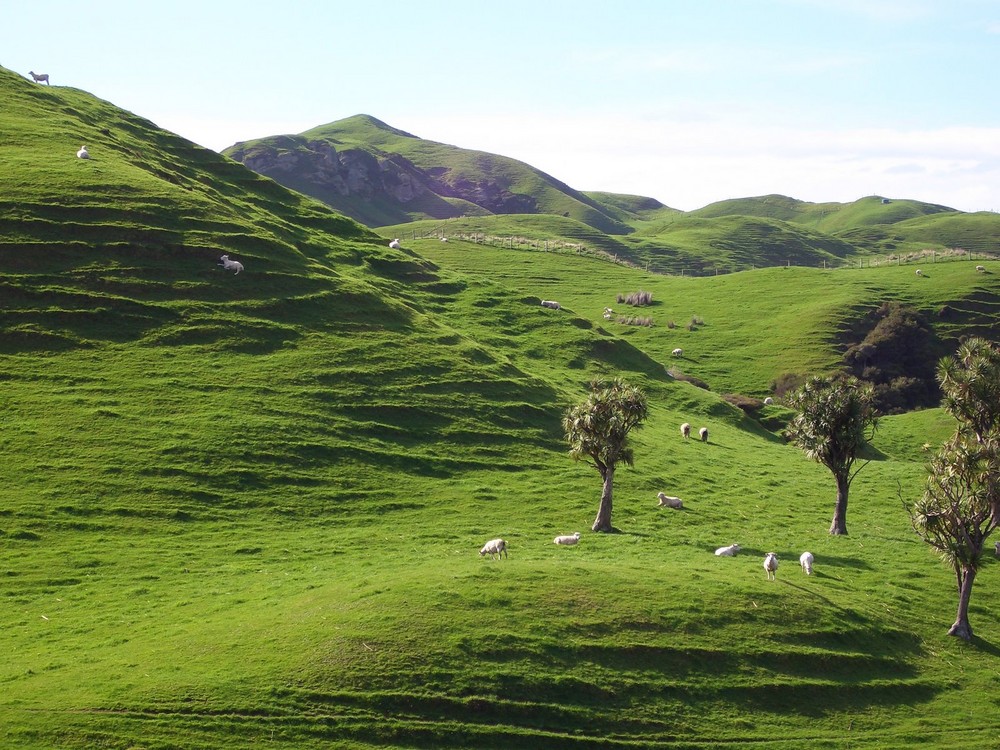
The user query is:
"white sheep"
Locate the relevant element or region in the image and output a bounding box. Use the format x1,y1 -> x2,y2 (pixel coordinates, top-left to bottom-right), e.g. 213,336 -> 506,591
540,300 -> 561,310
764,552 -> 779,580
800,551 -> 814,575
763,397 -> 774,405
388,238 -> 401,249
656,492 -> 684,509
976,265 -> 986,273
915,269 -> 923,276
479,538 -> 508,560
672,348 -> 683,357
714,543 -> 740,557
681,422 -> 691,440
218,254 -> 244,274
698,427 -> 709,442
440,237 -> 448,242
554,532 -> 581,545
29,71 -> 49,85
76,145 -> 89,159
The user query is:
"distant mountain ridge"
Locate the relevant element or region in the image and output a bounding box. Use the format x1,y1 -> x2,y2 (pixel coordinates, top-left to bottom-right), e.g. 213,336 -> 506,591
224,114 -> 639,234
225,114 -> 1000,274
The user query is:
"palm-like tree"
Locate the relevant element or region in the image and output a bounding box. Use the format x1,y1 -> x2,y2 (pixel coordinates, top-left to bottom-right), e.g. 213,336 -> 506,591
908,338 -> 1000,640
786,375 -> 879,535
564,378 -> 648,532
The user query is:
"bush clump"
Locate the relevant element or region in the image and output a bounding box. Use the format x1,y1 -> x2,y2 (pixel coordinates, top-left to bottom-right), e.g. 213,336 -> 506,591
617,316 -> 653,327
617,290 -> 653,306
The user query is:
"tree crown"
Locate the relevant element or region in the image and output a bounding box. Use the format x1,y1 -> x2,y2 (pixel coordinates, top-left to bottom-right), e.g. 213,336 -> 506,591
563,377 -> 648,475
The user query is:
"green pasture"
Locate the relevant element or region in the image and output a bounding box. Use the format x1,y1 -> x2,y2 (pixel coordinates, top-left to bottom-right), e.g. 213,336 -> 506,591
2,65 -> 1000,748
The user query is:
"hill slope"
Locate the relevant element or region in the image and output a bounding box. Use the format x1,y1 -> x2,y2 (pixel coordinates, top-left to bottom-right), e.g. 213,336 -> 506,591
5,66 -> 1000,750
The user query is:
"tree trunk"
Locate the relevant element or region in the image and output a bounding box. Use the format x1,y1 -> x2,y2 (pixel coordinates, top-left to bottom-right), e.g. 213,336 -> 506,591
592,466 -> 615,532
829,472 -> 849,535
948,565 -> 977,641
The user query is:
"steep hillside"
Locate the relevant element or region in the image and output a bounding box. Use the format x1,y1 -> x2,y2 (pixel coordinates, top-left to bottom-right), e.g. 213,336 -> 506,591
223,114 -> 632,235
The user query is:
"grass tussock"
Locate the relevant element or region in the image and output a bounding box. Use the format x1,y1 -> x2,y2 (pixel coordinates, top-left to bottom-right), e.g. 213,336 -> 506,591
617,289 -> 653,306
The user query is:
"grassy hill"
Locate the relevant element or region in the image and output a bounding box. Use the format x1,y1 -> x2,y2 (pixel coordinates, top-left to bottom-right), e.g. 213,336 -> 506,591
4,64 -> 1000,749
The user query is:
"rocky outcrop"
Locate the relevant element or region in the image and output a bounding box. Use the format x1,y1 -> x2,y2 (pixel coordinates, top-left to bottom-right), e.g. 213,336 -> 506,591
227,137 -> 546,222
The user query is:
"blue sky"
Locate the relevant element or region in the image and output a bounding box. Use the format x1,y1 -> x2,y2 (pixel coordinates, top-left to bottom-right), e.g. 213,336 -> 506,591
5,0 -> 999,212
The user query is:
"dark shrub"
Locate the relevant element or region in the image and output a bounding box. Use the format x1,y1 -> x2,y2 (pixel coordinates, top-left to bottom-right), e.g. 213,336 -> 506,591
723,393 -> 764,413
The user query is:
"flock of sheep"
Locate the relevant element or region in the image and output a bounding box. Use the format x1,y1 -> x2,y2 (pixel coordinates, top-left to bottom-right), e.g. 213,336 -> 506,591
481,416 -> 814,580
481,528 -> 816,580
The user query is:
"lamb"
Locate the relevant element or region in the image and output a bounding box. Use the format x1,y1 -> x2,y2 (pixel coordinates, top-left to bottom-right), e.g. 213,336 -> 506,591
764,552 -> 779,580
540,300 -> 561,310
388,238 -> 401,249
681,422 -> 691,440
656,492 -> 683,509
915,269 -> 923,276
699,427 -> 709,442
29,71 -> 49,85
800,551 -> 814,575
76,145 -> 89,159
763,397 -> 774,405
218,254 -> 244,274
714,543 -> 740,557
554,532 -> 581,545
976,265 -> 986,273
672,348 -> 683,357
479,538 -> 508,560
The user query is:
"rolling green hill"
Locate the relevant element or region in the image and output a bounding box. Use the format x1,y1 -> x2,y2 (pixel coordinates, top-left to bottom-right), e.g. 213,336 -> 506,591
4,64 -> 1000,750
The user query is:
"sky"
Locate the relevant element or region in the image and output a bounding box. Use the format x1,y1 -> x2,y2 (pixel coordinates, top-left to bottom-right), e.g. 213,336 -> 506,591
4,0 -> 1000,213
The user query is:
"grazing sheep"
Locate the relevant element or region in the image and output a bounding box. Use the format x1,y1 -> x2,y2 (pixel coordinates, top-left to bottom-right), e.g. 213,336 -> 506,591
976,265 -> 986,273
440,237 -> 448,242
764,552 -> 779,580
388,238 -> 401,249
699,427 -> 709,442
763,397 -> 774,405
76,145 -> 89,159
714,543 -> 740,557
218,254 -> 244,274
681,422 -> 691,440
29,71 -> 49,85
800,551 -> 814,575
995,540 -> 1000,558
657,492 -> 684,509
540,300 -> 561,310
554,532 -> 581,545
672,348 -> 683,357
479,538 -> 508,560
915,269 -> 923,276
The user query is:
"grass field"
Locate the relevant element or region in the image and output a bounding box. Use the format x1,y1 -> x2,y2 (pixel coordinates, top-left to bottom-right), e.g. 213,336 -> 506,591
3,65 -> 1000,749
